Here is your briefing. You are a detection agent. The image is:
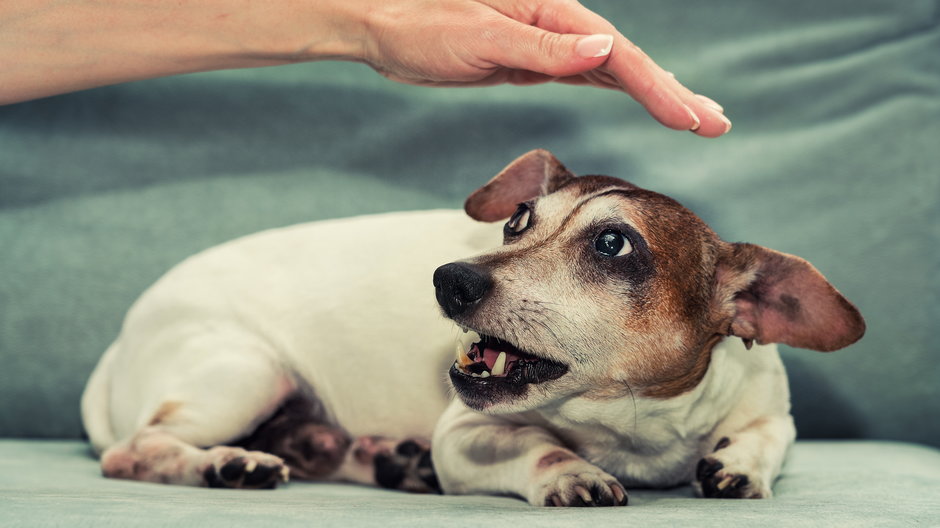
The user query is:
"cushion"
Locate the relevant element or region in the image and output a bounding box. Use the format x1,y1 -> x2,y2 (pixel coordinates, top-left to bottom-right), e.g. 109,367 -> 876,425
1,440 -> 938,527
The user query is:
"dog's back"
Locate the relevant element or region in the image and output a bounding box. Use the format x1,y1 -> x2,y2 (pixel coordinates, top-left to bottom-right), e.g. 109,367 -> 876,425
82,210 -> 500,453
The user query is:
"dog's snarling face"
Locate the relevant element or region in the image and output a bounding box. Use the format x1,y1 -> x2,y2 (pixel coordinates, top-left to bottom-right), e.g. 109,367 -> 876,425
433,150 -> 865,414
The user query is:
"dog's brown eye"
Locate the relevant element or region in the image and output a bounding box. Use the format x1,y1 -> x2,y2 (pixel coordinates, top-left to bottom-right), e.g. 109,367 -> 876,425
595,229 -> 632,257
505,204 -> 531,235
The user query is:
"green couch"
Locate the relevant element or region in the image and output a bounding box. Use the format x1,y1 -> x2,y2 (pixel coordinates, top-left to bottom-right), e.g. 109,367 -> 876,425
2,1 -> 938,526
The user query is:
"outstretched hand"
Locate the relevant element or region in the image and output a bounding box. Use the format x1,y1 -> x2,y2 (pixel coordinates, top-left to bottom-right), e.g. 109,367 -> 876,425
2,0 -> 731,136
356,0 -> 730,137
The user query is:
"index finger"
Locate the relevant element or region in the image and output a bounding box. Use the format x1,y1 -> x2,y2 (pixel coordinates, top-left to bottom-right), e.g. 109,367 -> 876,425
520,0 -> 730,136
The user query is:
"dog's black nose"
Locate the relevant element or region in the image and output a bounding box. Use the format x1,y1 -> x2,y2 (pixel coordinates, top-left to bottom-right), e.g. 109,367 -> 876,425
433,263 -> 491,318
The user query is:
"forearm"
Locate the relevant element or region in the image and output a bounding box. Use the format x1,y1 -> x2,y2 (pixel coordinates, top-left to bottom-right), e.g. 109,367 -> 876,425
0,0 -> 366,105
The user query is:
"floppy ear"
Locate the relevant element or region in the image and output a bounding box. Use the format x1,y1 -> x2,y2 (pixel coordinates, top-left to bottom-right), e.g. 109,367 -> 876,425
715,242 -> 866,352
464,149 -> 575,222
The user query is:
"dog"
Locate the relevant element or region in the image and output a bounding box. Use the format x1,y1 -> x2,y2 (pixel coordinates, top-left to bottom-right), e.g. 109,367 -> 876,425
81,149 -> 865,506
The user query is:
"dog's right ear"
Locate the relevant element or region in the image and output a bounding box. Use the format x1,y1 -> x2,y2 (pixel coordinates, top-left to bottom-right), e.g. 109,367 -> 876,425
464,149 -> 575,222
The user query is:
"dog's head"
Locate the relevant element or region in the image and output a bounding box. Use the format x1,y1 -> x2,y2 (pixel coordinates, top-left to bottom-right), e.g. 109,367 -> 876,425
434,149 -> 865,413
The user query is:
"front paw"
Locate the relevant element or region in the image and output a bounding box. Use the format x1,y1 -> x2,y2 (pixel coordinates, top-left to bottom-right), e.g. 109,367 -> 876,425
530,460 -> 628,507
203,447 -> 289,489
695,457 -> 770,499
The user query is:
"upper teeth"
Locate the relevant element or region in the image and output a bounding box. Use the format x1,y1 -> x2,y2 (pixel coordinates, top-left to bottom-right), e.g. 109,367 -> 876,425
455,342 -> 474,367
452,330 -> 512,379
491,351 -> 507,376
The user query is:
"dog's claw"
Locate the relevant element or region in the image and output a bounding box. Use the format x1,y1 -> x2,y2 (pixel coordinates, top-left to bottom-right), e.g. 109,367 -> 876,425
611,483 -> 629,506
574,485 -> 593,504
696,456 -> 759,499
204,449 -> 287,490
535,466 -> 628,507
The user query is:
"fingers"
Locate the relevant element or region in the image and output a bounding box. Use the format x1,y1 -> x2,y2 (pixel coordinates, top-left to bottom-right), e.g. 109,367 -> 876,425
493,0 -> 732,137
479,18 -> 614,78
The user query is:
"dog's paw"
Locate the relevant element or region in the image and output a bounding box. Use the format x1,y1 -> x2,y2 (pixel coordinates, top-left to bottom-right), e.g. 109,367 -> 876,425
352,436 -> 441,494
531,462 -> 628,507
695,454 -> 770,499
203,447 -> 289,490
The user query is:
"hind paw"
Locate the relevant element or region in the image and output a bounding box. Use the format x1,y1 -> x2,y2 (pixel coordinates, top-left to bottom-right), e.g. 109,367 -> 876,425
353,436 -> 440,493
203,447 -> 289,489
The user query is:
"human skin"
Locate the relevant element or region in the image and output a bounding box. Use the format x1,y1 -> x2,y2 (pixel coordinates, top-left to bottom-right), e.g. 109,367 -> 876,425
0,0 -> 730,136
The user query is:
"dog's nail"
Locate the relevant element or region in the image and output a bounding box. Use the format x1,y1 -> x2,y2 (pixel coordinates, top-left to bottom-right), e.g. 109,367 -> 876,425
684,105 -> 701,132
280,466 -> 290,482
716,476 -> 734,491
611,484 -> 628,505
574,485 -> 593,504
244,459 -> 258,473
576,34 -> 614,59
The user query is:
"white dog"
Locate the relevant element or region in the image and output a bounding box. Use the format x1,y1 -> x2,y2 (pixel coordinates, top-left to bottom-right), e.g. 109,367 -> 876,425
82,150 -> 865,506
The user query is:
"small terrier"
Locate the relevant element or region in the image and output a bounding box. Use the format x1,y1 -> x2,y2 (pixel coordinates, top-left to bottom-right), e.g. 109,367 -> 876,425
82,149 -> 864,506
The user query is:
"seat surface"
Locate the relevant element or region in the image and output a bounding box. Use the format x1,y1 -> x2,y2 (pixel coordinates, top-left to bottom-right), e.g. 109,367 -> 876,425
1,440 -> 938,527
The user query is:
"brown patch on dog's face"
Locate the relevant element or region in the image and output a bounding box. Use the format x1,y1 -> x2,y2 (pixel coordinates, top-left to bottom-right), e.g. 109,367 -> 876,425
449,176 -> 726,409
445,151 -> 864,412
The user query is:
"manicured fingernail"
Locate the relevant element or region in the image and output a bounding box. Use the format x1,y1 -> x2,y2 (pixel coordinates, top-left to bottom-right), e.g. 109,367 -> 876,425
717,112 -> 733,134
695,94 -> 724,113
576,34 -> 614,58
684,104 -> 701,132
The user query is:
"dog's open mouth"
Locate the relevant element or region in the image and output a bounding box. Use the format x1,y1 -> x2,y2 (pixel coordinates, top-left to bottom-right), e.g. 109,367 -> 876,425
451,331 -> 568,386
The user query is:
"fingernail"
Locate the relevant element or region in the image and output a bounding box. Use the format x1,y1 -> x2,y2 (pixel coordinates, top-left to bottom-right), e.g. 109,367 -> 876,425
576,34 -> 614,59
684,104 -> 701,132
717,112 -> 733,134
695,94 -> 724,113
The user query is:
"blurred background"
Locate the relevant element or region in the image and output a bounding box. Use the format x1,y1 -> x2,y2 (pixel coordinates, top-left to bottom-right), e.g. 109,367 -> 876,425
1,0 -> 937,448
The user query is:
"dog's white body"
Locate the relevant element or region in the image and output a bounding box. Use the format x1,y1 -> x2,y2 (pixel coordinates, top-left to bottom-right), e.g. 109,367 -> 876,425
84,209 -> 792,498
83,211 -> 498,448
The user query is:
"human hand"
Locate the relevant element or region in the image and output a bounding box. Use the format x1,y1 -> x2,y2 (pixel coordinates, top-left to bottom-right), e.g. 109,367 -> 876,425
2,0 -> 730,136
353,0 -> 730,137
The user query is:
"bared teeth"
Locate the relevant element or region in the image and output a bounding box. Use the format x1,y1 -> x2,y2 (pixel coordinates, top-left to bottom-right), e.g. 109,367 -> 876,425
491,351 -> 507,376
455,342 -> 474,368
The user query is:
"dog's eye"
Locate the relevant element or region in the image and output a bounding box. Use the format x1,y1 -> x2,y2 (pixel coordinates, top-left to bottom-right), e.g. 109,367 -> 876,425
594,229 -> 632,257
505,204 -> 532,235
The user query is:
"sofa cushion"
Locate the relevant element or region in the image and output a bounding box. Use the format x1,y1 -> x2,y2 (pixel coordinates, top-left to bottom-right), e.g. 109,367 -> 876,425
1,440 -> 938,527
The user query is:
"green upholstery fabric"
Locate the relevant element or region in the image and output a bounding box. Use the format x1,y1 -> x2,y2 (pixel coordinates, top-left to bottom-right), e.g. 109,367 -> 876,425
2,440 -> 938,527
0,0 -> 938,525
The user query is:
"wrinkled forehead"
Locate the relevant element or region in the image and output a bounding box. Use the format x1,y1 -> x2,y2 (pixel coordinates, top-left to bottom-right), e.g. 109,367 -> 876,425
531,177 -> 655,233
529,175 -> 715,250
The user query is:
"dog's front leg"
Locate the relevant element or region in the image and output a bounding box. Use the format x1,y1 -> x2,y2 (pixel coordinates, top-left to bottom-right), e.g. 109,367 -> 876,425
694,413 -> 796,499
432,401 -> 628,507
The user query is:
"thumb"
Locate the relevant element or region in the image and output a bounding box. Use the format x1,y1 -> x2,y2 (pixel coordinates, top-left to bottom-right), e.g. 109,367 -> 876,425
486,20 -> 613,77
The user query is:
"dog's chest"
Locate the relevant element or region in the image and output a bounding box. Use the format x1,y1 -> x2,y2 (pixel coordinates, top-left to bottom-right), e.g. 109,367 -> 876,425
542,397 -> 717,486
530,343 -> 755,487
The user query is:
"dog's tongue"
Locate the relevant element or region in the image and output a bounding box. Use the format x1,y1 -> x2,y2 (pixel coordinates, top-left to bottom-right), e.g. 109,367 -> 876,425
472,340 -> 522,372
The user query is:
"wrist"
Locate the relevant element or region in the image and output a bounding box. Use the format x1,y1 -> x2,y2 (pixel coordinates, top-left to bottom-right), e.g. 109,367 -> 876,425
220,0 -> 369,65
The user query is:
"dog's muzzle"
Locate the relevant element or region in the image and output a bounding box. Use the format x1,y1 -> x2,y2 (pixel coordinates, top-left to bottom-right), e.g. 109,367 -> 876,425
433,263 -> 491,318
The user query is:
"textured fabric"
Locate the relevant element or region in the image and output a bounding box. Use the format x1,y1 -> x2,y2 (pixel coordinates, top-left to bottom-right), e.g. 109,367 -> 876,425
0,2 -> 938,448
1,440 -> 938,527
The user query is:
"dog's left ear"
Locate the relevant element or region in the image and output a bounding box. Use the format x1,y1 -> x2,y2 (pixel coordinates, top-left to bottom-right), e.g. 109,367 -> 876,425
465,149 -> 575,222
716,242 -> 866,352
